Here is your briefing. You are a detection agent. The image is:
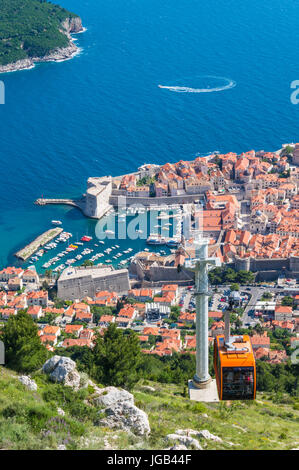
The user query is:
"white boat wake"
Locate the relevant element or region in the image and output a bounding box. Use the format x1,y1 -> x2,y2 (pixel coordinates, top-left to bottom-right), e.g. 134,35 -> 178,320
158,76 -> 236,93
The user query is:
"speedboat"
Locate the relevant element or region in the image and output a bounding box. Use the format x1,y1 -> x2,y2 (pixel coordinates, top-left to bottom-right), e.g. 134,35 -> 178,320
81,235 -> 92,242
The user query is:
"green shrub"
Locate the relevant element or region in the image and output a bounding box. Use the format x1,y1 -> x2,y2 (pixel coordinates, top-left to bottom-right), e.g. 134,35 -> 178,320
2,402 -> 55,432
67,402 -> 97,422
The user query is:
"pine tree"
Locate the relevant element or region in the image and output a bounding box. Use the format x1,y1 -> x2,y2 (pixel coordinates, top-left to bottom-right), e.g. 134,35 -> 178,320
93,323 -> 141,390
1,310 -> 48,373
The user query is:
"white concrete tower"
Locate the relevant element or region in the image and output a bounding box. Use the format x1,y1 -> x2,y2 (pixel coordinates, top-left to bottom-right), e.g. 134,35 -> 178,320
185,234 -> 220,401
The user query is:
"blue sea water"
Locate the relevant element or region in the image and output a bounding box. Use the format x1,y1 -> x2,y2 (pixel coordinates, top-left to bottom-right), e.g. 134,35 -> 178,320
0,0 -> 299,269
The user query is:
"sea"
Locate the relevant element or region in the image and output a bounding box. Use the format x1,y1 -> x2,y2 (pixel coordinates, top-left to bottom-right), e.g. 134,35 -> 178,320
0,0 -> 299,272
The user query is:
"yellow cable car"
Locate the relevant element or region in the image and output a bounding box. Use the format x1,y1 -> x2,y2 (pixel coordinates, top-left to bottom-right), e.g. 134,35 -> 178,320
214,333 -> 256,400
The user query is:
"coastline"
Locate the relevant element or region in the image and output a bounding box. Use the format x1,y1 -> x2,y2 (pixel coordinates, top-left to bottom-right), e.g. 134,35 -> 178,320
0,18 -> 85,75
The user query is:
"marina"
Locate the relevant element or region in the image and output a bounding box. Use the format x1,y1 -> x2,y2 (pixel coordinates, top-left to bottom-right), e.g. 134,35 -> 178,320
13,206 -> 183,273
14,227 -> 63,261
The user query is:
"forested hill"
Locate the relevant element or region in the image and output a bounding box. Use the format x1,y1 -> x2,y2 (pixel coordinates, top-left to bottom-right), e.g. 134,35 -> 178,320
0,0 -> 81,66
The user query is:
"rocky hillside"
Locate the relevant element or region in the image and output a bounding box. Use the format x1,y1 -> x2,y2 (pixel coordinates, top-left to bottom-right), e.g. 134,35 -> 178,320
0,359 -> 298,450
0,0 -> 83,72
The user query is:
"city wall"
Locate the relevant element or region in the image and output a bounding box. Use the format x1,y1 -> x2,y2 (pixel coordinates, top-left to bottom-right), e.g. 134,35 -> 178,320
109,193 -> 205,207
235,256 -> 299,280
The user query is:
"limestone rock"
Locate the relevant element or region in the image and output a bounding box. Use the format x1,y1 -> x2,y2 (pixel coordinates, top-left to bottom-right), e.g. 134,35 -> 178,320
42,356 -> 80,390
0,58 -> 34,74
57,444 -> 66,450
166,433 -> 202,450
98,402 -> 150,436
198,429 -> 222,442
94,385 -> 150,436
175,428 -> 199,436
62,17 -> 83,34
18,375 -> 37,392
165,444 -> 188,450
141,385 -> 156,392
42,355 -> 62,374
93,386 -> 134,408
64,369 -> 81,389
175,428 -> 222,443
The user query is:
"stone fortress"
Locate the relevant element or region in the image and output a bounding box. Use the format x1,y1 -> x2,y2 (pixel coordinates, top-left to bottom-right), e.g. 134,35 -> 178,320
83,164 -> 207,219
57,265 -> 130,300
84,176 -> 113,219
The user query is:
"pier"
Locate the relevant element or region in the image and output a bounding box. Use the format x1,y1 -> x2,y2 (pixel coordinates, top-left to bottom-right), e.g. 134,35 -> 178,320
35,198 -> 83,209
15,227 -> 63,261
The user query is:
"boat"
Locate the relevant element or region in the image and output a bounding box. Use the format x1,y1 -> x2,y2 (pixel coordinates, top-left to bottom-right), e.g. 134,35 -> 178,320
52,220 -> 62,225
81,235 -> 92,242
166,239 -> 180,247
146,236 -> 166,245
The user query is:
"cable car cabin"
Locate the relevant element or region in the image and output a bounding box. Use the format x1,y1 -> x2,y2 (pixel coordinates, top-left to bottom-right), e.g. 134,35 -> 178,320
214,334 -> 256,401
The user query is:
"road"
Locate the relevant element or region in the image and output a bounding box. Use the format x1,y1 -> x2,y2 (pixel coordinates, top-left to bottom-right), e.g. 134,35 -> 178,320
177,284 -> 288,328
241,287 -> 262,327
240,284 -> 288,327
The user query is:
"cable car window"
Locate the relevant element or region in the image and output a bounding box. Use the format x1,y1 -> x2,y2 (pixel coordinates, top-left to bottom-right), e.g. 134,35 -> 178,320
217,351 -> 221,380
222,367 -> 254,400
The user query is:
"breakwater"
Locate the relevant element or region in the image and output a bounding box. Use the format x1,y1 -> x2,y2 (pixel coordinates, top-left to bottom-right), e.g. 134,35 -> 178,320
35,197 -> 86,214
15,227 -> 63,261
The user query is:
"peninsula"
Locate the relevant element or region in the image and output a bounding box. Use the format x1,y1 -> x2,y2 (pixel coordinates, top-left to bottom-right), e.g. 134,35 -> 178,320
0,0 -> 83,73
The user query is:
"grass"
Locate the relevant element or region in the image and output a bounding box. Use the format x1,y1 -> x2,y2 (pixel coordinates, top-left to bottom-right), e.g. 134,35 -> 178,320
132,382 -> 299,450
0,366 -> 298,450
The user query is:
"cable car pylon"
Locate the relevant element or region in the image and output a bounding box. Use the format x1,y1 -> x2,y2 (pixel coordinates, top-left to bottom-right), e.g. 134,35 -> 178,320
185,233 -> 220,402
184,229 -> 256,402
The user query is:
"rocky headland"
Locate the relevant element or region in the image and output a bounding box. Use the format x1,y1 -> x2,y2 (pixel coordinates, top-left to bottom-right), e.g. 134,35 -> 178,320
0,17 -> 84,74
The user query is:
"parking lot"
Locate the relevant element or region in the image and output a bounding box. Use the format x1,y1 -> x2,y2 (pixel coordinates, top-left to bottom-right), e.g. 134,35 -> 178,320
178,286 -> 195,311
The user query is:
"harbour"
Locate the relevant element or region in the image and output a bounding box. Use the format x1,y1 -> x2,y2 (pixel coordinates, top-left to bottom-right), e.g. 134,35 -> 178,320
12,205 -> 183,274
14,227 -> 63,261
